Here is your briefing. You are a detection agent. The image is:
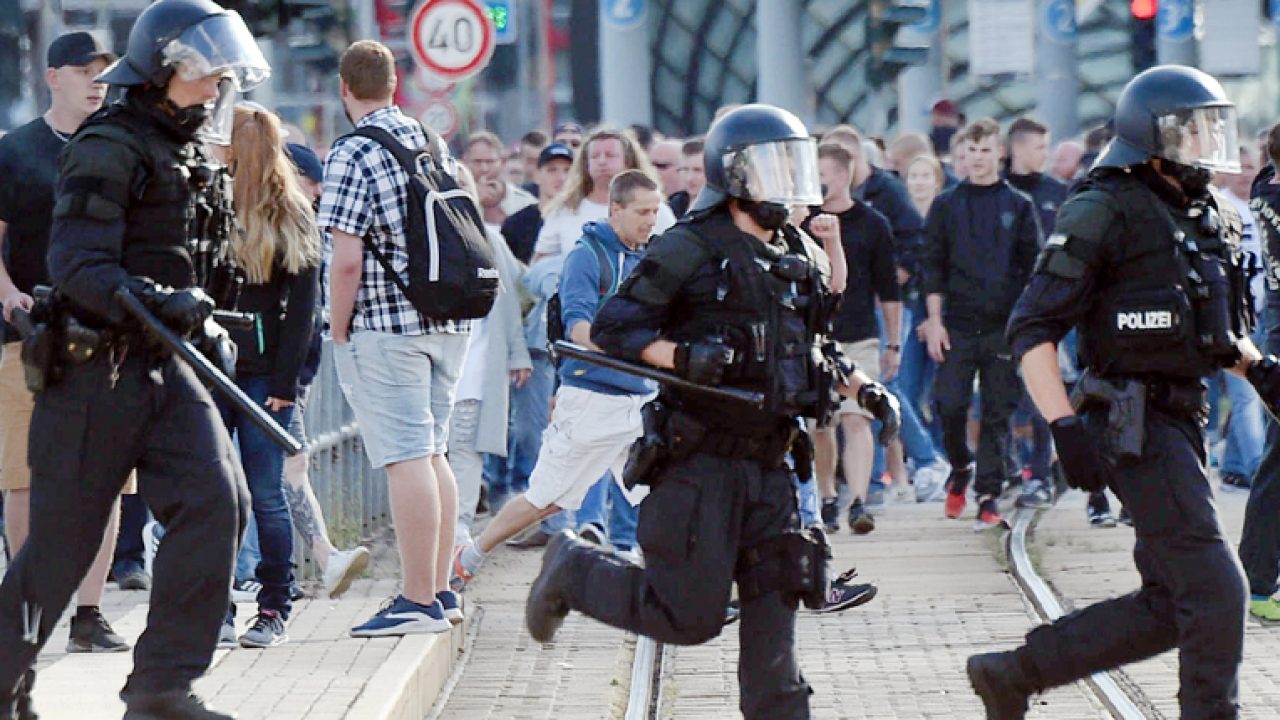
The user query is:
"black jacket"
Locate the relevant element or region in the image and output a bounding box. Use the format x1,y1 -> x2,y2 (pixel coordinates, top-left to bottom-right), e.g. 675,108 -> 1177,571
1007,172 -> 1068,237
228,261 -> 320,402
922,180 -> 1043,332
855,167 -> 923,276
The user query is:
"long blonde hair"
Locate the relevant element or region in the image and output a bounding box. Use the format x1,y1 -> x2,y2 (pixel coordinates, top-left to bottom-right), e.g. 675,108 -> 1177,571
544,128 -> 657,215
228,106 -> 321,284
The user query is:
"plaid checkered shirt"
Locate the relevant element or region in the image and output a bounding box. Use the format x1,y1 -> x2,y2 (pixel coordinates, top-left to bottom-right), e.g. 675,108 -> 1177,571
317,106 -> 471,336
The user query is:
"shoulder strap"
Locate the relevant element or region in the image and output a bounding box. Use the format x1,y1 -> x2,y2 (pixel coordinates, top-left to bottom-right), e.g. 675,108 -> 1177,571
578,234 -> 619,297
347,126 -> 424,176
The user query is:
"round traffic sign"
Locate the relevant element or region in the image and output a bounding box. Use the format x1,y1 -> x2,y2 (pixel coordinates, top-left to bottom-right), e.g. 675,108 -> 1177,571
421,99 -> 460,139
409,0 -> 495,81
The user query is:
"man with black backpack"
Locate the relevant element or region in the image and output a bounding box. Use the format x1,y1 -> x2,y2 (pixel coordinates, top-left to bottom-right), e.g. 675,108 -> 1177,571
450,170 -> 662,589
320,41 -> 488,637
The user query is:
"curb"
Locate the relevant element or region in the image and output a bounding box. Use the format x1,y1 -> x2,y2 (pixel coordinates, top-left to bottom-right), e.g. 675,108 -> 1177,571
346,617 -> 469,720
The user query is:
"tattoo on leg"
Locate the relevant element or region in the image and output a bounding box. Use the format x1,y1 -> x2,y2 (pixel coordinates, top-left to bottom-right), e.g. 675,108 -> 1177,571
284,482 -> 321,551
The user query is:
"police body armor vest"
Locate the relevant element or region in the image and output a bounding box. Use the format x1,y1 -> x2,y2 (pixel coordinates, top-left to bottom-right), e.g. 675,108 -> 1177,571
664,212 -> 843,427
1079,172 -> 1250,379
77,104 -> 232,294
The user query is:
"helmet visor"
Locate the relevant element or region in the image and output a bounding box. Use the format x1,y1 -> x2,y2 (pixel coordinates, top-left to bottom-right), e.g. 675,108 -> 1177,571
1155,105 -> 1240,173
724,138 -> 823,207
197,76 -> 237,146
162,11 -> 270,92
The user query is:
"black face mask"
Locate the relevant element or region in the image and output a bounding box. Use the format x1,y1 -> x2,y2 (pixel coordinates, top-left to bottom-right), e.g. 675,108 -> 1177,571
1167,162 -> 1214,198
740,200 -> 790,230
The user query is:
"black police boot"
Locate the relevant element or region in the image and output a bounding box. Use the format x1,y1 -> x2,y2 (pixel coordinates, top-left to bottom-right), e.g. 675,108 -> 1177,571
121,690 -> 234,720
967,651 -> 1038,720
525,530 -> 589,643
1,669 -> 38,720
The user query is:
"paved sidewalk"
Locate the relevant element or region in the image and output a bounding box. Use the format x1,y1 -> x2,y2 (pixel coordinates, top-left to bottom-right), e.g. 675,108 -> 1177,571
1035,487 -> 1280,719
432,499 -> 1115,719
659,499 -> 1109,719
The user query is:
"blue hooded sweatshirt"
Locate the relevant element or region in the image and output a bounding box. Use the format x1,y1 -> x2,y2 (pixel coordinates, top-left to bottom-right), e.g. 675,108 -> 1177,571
558,220 -> 657,396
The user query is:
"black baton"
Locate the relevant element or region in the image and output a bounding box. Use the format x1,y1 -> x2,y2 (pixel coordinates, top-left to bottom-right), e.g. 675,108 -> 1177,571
553,341 -> 766,408
115,288 -> 303,456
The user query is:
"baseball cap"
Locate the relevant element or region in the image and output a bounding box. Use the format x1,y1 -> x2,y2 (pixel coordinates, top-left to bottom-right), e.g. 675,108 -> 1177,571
286,143 -> 324,183
47,32 -> 116,69
538,143 -> 574,167
931,99 -> 959,118
553,121 -> 584,136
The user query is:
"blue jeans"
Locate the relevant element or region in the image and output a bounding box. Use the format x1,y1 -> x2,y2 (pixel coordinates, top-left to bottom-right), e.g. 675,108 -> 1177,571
574,472 -> 638,551
896,302 -> 942,446
1220,325 -> 1268,478
218,375 -> 295,616
234,515 -> 260,584
504,351 -> 555,499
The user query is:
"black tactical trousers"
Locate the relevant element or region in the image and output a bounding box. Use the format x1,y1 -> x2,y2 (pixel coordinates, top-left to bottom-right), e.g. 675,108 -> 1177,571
0,351 -> 248,705
1022,410 -> 1247,719
932,328 -> 1021,497
559,453 -> 810,720
1238,413 -> 1280,597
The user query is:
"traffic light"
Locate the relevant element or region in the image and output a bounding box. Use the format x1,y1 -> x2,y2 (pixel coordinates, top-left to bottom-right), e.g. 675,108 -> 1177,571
865,1 -> 930,91
1130,0 -> 1157,71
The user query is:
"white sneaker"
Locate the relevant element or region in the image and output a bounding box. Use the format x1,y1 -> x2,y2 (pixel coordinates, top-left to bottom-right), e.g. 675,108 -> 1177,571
913,460 -> 952,503
142,520 -> 162,578
217,618 -> 237,649
230,579 -> 262,603
323,547 -> 371,598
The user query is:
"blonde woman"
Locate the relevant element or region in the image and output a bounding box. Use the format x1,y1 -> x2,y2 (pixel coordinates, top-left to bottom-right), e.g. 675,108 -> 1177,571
905,153 -> 946,220
531,127 -> 677,260
219,106 -> 321,648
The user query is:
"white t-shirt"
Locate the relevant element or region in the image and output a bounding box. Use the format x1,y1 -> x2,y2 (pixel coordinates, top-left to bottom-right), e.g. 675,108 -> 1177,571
533,198 -> 677,258
454,316 -> 490,402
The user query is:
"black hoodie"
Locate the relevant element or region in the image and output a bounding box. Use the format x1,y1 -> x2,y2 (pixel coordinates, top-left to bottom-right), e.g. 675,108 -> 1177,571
1250,164 -> 1280,325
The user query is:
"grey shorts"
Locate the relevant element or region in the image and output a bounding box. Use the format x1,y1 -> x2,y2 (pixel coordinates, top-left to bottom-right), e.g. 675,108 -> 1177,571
333,329 -> 470,468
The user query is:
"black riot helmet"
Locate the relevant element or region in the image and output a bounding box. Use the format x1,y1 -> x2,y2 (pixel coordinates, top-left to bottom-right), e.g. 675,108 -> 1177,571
98,0 -> 268,91
1095,65 -> 1240,173
690,104 -> 823,215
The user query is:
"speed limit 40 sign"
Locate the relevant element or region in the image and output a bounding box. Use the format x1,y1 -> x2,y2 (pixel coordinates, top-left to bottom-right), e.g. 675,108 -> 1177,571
409,0 -> 496,81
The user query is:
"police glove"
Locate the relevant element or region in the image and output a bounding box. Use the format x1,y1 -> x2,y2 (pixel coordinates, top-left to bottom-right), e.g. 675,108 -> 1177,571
1049,415 -> 1111,493
673,341 -> 735,386
122,277 -> 215,336
856,382 -> 900,446
1247,354 -> 1280,421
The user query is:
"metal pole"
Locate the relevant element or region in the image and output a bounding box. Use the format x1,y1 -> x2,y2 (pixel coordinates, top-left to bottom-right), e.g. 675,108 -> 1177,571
1156,0 -> 1196,66
1035,0 -> 1079,141
756,0 -> 811,124
598,0 -> 652,126
898,0 -> 944,134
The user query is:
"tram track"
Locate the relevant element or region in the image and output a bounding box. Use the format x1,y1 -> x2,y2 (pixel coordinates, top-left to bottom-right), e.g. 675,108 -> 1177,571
1007,508 -> 1155,719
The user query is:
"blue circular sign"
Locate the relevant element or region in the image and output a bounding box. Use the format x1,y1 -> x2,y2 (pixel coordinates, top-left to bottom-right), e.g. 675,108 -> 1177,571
1158,0 -> 1194,41
1042,0 -> 1077,43
601,0 -> 647,31
909,0 -> 941,35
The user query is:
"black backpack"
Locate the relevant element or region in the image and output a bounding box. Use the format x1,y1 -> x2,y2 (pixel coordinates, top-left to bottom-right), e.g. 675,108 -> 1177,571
345,125 -> 499,321
546,234 -> 622,351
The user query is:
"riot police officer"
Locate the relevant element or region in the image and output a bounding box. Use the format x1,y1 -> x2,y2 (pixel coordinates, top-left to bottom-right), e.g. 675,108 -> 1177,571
0,2 -> 267,718
971,66 -> 1280,719
523,105 -> 901,719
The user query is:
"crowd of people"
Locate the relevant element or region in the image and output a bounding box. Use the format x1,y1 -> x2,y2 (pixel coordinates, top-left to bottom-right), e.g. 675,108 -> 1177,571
5,30 -> 1280,640
3,7 -> 1280,718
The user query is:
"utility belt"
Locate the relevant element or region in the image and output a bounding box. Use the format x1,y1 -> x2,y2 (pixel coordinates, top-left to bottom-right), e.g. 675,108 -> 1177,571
18,293 -> 128,393
621,399 -> 805,489
1072,369 -> 1208,463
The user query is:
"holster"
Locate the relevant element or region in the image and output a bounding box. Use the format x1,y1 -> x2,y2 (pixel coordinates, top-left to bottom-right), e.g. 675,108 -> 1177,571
622,400 -> 673,489
19,295 -> 105,393
1070,371 -> 1146,463
736,527 -> 832,610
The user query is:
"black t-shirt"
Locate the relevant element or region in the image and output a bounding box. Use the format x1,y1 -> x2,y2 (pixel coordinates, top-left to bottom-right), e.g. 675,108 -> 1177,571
500,204 -> 543,264
805,202 -> 900,343
0,118 -> 66,341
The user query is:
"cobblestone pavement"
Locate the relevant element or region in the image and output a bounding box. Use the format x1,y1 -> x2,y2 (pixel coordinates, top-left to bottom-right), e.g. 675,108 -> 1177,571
1036,486 -> 1280,719
441,499 -> 1111,720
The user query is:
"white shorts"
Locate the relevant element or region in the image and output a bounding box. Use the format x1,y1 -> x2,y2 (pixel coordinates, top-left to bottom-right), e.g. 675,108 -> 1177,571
524,385 -> 650,511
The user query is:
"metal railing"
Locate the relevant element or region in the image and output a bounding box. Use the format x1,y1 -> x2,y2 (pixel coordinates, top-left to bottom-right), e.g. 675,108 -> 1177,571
292,340 -> 389,577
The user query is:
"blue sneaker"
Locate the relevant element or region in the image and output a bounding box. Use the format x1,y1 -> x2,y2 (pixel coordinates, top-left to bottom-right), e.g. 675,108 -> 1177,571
349,595 -> 451,638
436,590 -> 464,625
